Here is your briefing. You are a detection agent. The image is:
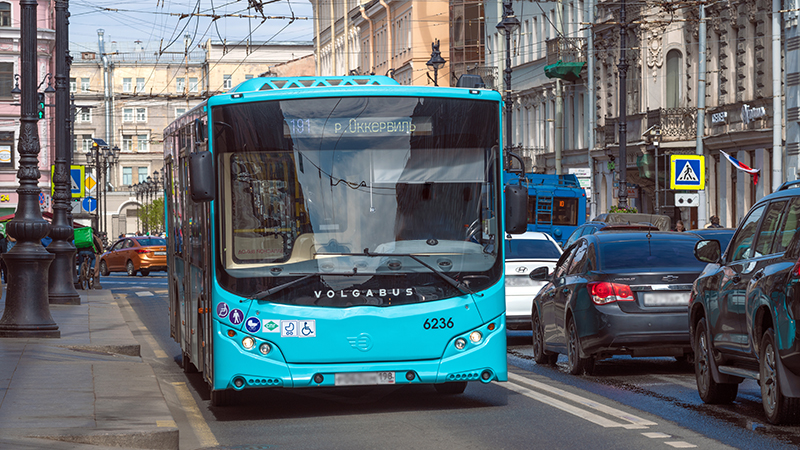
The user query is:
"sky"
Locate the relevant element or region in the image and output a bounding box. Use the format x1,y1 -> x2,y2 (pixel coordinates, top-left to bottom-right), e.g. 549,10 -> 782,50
67,0 -> 315,54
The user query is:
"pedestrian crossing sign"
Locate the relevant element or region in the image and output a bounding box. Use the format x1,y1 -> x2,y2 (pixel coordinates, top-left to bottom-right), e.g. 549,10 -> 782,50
670,155 -> 705,190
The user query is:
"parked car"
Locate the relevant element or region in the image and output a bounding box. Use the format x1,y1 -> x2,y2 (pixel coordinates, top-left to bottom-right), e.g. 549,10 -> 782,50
563,219 -> 663,249
505,232 -> 563,329
691,180 -> 800,424
530,231 -> 706,374
99,236 -> 167,276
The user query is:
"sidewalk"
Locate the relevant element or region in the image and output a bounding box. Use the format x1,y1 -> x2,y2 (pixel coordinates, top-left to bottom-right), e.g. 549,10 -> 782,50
0,288 -> 179,449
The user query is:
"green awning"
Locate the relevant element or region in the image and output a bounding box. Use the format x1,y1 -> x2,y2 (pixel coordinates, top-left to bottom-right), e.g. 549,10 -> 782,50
544,60 -> 586,82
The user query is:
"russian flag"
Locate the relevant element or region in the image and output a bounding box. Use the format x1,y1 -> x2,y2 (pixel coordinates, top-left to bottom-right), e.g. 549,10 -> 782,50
720,150 -> 759,185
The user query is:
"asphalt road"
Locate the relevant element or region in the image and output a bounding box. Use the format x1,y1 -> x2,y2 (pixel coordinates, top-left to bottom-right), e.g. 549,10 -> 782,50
104,274 -> 800,449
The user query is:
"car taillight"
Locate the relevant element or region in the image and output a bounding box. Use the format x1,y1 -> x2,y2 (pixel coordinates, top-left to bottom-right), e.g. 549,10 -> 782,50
588,281 -> 635,305
136,249 -> 149,254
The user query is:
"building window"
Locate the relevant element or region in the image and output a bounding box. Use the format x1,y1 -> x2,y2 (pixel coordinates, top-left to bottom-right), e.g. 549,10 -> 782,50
137,134 -> 148,152
0,62 -> 12,98
81,77 -> 89,92
138,167 -> 147,182
135,108 -> 146,122
0,3 -> 10,27
122,78 -> 132,93
136,77 -> 145,92
245,74 -> 253,80
223,74 -> 232,89
175,107 -> 186,118
176,77 -> 185,93
122,134 -> 133,151
81,135 -> 93,152
189,77 -> 198,92
123,107 -> 134,122
666,49 -> 682,109
70,78 -> 76,92
122,167 -> 132,185
78,107 -> 91,123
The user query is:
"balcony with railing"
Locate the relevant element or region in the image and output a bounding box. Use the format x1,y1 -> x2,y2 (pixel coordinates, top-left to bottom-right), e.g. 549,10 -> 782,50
647,108 -> 698,142
466,65 -> 499,91
545,38 -> 587,65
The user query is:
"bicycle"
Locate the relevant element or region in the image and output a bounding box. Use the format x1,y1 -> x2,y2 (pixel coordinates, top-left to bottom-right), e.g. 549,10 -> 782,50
76,251 -> 98,290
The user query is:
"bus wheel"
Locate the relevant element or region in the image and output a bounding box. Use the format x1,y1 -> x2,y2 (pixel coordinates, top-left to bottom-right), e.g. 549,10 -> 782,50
211,388 -> 234,407
434,381 -> 467,395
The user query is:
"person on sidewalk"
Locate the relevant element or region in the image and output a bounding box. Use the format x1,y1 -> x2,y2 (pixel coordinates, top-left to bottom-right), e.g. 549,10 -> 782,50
705,215 -> 723,228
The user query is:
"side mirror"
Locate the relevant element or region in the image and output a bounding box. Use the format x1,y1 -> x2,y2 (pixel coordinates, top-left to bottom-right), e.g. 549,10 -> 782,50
529,266 -> 550,281
694,239 -> 721,264
505,185 -> 528,234
189,151 -> 215,202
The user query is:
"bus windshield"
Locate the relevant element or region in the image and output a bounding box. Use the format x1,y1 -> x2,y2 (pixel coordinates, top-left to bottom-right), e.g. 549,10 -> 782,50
211,96 -> 501,306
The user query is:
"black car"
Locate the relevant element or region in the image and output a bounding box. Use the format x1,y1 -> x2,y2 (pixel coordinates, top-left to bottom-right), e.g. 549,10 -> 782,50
687,228 -> 735,255
563,212 -> 671,249
691,180 -> 800,424
530,231 -> 706,375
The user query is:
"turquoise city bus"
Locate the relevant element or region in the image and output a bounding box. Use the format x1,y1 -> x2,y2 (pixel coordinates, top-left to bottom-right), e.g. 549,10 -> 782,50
163,76 -> 526,405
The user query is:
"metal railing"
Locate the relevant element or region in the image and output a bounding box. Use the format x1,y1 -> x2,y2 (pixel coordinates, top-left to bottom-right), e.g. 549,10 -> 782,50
545,37 -> 587,65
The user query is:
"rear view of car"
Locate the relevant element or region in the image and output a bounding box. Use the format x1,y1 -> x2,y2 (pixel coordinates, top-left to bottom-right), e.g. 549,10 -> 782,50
505,232 -> 562,329
530,232 -> 706,374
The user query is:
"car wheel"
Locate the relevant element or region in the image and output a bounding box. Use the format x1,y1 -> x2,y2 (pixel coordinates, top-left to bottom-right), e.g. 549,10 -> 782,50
566,317 -> 591,375
140,269 -> 150,277
126,260 -> 136,276
694,318 -> 738,404
532,312 -> 558,365
434,382 -> 468,395
99,260 -> 109,277
760,329 -> 800,424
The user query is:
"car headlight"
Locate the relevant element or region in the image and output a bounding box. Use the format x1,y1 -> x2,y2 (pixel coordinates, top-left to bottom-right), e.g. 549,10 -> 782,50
242,336 -> 255,349
455,338 -> 467,350
469,331 -> 483,343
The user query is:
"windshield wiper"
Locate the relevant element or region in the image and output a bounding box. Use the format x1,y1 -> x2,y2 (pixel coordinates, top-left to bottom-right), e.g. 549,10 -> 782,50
317,249 -> 475,295
251,274 -> 317,300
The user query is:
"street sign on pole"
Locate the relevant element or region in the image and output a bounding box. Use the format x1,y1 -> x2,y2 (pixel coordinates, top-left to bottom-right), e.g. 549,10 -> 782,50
85,172 -> 96,196
669,155 -> 705,190
82,196 -> 97,213
50,164 -> 85,198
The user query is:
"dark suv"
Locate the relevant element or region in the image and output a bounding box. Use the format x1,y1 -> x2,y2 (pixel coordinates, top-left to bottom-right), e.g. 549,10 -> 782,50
691,180 -> 800,424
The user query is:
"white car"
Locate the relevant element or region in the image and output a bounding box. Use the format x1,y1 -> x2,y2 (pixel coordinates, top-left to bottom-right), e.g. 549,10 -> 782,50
505,231 -> 563,330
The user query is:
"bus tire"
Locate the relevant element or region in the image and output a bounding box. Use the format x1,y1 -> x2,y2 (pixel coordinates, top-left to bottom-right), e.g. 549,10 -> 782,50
211,388 -> 234,407
434,381 -> 467,395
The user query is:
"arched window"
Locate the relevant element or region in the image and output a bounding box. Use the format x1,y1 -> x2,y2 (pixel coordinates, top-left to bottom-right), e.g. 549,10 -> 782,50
666,49 -> 682,108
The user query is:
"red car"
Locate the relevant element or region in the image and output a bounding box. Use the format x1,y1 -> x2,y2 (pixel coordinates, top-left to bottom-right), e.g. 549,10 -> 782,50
99,236 -> 167,276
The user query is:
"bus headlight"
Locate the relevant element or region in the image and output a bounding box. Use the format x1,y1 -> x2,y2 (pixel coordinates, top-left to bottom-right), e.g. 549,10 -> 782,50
454,338 -> 467,350
469,331 -> 483,343
259,343 -> 272,355
242,336 -> 255,349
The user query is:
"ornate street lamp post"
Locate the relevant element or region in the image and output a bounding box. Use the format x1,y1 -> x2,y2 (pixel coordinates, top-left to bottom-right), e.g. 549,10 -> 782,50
48,0 -> 80,305
0,0 -> 59,337
426,39 -> 446,87
496,1 -> 520,167
132,182 -> 140,233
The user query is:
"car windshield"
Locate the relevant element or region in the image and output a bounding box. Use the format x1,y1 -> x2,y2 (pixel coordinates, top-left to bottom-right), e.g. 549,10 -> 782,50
137,238 -> 166,246
505,239 -> 561,259
211,95 -> 502,306
599,238 -> 707,271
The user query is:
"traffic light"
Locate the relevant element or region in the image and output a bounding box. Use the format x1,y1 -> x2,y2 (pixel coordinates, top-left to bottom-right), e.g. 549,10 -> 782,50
37,92 -> 45,119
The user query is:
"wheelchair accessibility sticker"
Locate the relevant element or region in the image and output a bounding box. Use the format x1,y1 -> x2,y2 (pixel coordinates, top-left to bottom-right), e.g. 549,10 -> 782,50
280,320 -> 316,338
216,302 -> 229,319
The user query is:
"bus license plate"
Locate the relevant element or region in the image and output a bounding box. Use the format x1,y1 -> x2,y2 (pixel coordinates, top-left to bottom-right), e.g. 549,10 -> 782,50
334,371 -> 395,386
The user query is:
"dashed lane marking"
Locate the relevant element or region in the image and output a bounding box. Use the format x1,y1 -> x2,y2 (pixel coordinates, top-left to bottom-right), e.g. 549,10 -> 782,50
665,442 -> 697,448
643,432 -> 672,438
508,372 -> 657,427
136,291 -> 154,296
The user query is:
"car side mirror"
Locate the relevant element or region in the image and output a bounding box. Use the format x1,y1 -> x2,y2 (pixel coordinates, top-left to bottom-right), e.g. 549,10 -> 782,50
505,185 -> 528,234
694,239 -> 721,264
529,266 -> 550,281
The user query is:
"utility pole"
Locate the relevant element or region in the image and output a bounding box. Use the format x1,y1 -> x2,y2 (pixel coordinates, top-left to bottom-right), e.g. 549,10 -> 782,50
555,0 -> 564,176
696,1 -> 707,227
617,0 -> 629,208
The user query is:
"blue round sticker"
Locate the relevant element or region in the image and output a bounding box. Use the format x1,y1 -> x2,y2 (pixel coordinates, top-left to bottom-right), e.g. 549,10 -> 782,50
245,317 -> 260,333
229,308 -> 244,325
216,302 -> 229,318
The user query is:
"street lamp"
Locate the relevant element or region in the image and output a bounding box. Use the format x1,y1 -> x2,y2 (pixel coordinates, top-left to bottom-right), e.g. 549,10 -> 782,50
496,0 -> 520,167
85,141 -> 118,241
426,39 -> 446,86
0,0 -> 59,337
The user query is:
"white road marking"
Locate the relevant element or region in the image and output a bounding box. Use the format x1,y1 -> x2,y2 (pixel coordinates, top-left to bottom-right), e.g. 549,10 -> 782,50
503,379 -> 642,429
665,442 -> 697,448
508,372 -> 657,427
136,291 -> 154,296
172,381 -> 219,448
643,432 -> 672,438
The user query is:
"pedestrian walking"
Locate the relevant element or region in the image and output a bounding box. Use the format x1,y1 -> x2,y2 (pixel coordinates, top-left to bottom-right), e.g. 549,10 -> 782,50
674,220 -> 686,232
